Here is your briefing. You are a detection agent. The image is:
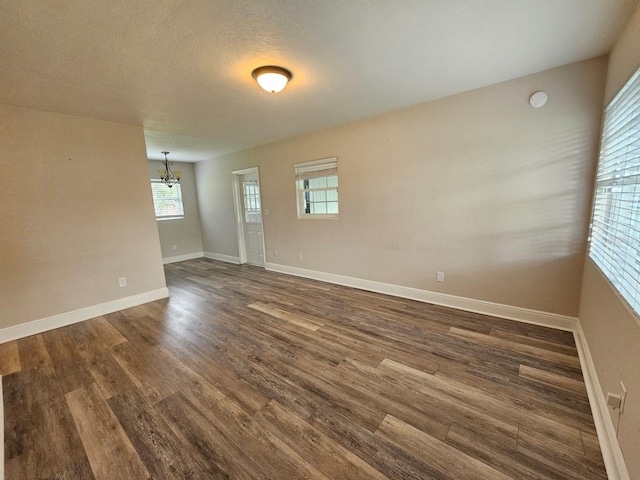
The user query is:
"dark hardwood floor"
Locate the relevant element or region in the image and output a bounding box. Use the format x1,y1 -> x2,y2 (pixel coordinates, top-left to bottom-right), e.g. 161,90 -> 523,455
2,258 -> 607,479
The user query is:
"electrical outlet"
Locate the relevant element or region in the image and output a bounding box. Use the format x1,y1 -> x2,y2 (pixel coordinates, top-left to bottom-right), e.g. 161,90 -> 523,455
607,392 -> 622,409
118,277 -> 127,287
620,381 -> 627,414
298,253 -> 304,261
437,271 -> 445,282
264,208 -> 270,216
172,244 -> 177,250
274,248 -> 278,256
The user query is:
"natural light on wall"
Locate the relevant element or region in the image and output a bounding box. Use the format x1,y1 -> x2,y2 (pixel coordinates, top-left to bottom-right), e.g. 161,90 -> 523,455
589,67 -> 640,316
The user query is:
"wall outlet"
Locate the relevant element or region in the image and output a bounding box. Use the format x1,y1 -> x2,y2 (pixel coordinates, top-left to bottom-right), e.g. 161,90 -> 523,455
118,277 -> 127,287
264,208 -> 270,216
437,271 -> 445,282
274,248 -> 278,256
172,244 -> 177,251
607,392 -> 622,409
298,252 -> 304,261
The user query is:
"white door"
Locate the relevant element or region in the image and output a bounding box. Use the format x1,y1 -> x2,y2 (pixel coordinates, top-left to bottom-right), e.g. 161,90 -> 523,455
240,172 -> 264,266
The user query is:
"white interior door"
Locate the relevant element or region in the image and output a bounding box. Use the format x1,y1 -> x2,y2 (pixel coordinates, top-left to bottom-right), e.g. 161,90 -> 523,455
240,172 -> 264,266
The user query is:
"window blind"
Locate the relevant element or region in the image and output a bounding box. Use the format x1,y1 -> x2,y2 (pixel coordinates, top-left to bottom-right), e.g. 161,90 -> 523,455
589,67 -> 640,315
294,157 -> 339,218
294,159 -> 338,181
150,180 -> 184,219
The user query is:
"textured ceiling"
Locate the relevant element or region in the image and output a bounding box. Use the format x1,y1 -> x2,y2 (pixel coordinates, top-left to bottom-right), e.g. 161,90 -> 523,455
1,0 -> 637,161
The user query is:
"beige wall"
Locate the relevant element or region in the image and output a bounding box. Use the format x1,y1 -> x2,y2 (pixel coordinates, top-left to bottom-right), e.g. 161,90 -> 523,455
196,57 -> 607,316
148,160 -> 203,259
604,2 -> 640,105
580,262 -> 640,476
196,150 -> 254,257
0,104 -> 166,329
578,4 -> 640,478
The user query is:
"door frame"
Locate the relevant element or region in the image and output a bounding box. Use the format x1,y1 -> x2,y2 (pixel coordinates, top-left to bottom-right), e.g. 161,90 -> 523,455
231,167 -> 267,266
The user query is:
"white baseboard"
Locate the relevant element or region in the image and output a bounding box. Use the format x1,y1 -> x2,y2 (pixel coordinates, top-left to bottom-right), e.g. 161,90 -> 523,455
265,262 -> 577,331
204,251 -> 240,264
574,321 -> 629,480
0,288 -> 169,344
162,251 -> 204,264
0,261 -> 626,478
264,262 -> 630,475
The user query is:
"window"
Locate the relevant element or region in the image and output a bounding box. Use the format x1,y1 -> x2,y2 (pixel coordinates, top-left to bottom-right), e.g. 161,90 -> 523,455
294,157 -> 339,218
243,177 -> 261,223
150,180 -> 184,220
589,67 -> 640,316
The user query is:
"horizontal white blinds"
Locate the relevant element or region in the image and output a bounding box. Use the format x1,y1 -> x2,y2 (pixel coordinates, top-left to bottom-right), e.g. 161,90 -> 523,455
294,159 -> 338,181
589,67 -> 640,315
150,180 -> 184,218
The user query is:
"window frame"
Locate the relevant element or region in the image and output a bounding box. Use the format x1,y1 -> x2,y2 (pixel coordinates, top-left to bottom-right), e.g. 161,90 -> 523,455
294,157 -> 339,220
150,179 -> 185,221
588,66 -> 640,319
242,176 -> 262,224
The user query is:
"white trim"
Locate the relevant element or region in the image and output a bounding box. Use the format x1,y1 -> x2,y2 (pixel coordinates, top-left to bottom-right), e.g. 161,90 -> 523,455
574,321 -> 629,480
294,157 -> 339,220
231,167 -> 259,176
230,167 -> 266,267
162,251 -> 204,264
264,262 -> 577,331
263,262 -> 633,474
231,171 -> 247,264
293,156 -> 338,168
203,251 -> 240,264
0,260 -> 626,479
0,288 -> 169,344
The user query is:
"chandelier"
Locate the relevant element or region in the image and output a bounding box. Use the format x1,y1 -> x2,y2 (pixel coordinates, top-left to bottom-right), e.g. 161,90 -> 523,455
157,151 -> 181,188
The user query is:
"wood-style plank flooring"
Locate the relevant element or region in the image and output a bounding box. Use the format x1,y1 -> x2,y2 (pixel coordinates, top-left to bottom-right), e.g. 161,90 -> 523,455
3,258 -> 607,479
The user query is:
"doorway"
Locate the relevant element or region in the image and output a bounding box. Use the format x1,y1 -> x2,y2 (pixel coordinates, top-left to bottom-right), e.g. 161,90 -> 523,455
232,167 -> 266,267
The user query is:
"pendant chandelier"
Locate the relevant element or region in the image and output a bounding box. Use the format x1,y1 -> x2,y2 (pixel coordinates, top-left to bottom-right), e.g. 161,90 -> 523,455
157,151 -> 181,188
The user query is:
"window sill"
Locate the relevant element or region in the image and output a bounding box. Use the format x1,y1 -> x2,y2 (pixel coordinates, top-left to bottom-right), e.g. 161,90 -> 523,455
156,216 -> 184,221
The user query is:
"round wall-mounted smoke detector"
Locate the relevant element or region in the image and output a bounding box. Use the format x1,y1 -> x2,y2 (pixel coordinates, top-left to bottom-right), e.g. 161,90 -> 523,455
529,91 -> 548,108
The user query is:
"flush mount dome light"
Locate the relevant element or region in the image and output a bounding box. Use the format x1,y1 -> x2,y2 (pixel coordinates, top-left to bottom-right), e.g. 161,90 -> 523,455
251,65 -> 292,93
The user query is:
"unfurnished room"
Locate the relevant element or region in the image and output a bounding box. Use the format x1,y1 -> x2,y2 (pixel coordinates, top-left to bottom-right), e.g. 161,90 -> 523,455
1,1 -> 640,479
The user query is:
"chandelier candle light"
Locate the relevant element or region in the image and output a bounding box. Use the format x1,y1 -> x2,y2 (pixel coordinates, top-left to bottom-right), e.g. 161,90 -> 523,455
157,151 -> 181,188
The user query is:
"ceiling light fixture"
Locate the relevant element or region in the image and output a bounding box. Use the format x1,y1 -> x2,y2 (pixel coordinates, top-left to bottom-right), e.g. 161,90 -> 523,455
252,65 -> 292,93
157,151 -> 181,188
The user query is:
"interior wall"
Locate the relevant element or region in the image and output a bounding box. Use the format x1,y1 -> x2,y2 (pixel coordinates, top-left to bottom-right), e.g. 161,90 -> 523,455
196,150 -> 255,257
148,160 -> 203,259
0,104 -> 167,330
578,4 -> 640,478
196,57 -> 607,317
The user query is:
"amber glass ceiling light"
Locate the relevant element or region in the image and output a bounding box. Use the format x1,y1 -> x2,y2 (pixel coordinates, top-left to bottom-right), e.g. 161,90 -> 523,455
252,66 -> 292,93
157,151 -> 181,188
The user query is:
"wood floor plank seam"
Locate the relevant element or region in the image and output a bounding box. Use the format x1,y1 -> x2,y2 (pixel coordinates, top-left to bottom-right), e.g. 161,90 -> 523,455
65,383 -> 150,480
379,357 -> 588,454
3,258 -> 608,480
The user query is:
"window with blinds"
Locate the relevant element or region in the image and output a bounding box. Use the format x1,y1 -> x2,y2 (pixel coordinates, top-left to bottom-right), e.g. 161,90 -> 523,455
150,180 -> 184,220
589,67 -> 640,316
294,157 -> 339,218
